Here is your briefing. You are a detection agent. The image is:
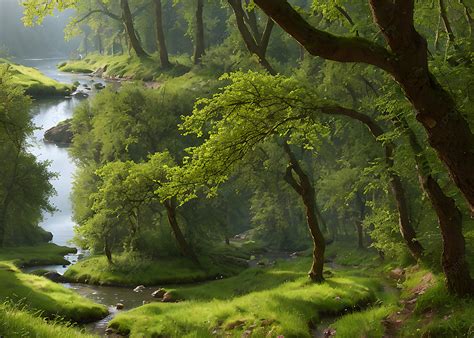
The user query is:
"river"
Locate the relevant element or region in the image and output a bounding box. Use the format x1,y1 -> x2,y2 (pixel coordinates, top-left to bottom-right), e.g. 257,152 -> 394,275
22,58 -> 155,334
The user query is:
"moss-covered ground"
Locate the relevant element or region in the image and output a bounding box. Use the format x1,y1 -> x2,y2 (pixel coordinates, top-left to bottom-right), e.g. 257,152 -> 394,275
58,53 -> 191,81
0,58 -> 73,98
108,256 -> 382,337
0,243 -> 76,267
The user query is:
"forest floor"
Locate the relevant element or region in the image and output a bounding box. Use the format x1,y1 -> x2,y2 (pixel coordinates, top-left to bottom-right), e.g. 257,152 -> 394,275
0,243 -> 473,337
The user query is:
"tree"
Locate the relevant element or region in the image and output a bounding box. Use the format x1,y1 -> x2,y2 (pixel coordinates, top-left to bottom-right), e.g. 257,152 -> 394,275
253,0 -> 474,216
154,0 -> 171,68
193,0 -> 205,64
227,0 -> 276,74
0,66 -> 55,247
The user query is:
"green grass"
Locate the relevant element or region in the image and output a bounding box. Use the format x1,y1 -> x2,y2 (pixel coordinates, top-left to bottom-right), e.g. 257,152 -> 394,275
109,257 -> 381,337
0,58 -> 73,98
59,54 -> 190,81
331,304 -> 397,337
64,251 -> 248,287
399,271 -> 474,337
0,302 -> 96,338
0,262 -> 108,323
0,243 -> 76,267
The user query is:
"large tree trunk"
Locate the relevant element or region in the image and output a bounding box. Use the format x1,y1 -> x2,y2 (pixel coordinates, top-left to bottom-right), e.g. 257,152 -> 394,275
154,0 -> 171,68
319,107 -> 424,261
193,0 -> 205,64
120,0 -> 148,57
164,199 -> 199,263
283,143 -> 325,282
403,121 -> 473,296
253,0 -> 474,215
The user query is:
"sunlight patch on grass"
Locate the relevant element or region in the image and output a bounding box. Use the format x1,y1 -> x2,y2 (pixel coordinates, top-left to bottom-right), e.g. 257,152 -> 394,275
0,262 -> 107,323
109,258 -> 380,337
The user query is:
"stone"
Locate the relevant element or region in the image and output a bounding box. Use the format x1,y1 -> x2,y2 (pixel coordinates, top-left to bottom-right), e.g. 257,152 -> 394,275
161,292 -> 176,303
152,288 -> 166,298
389,268 -> 405,281
44,119 -> 73,146
225,319 -> 246,330
72,91 -> 89,98
116,303 -> 124,310
104,328 -> 115,335
133,285 -> 146,292
260,319 -> 275,327
94,83 -> 105,90
43,271 -> 68,283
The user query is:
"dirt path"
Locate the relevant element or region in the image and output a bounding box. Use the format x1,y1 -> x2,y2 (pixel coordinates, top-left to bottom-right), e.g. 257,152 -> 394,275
382,271 -> 435,337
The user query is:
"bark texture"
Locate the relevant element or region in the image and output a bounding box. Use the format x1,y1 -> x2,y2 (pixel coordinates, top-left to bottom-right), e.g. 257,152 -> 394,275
402,120 -> 473,296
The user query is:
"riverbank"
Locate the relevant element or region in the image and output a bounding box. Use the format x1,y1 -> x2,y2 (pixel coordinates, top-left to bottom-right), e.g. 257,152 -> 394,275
64,253 -> 248,287
58,54 -> 190,81
0,58 -> 73,98
0,243 -> 76,267
108,256 -> 382,337
0,244 -> 108,326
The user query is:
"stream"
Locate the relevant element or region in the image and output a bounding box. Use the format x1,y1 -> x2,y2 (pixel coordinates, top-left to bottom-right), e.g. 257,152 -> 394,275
21,58 -> 155,335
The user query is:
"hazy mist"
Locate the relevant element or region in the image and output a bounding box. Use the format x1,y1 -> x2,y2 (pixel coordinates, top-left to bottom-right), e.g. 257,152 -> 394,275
0,0 -> 79,59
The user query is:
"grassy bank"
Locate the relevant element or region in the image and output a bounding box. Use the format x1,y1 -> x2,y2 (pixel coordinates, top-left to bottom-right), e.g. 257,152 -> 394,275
0,58 -> 73,98
64,251 -> 249,287
58,54 -> 190,81
0,302 -> 95,338
0,261 -> 107,323
108,257 -> 381,337
0,243 -> 76,267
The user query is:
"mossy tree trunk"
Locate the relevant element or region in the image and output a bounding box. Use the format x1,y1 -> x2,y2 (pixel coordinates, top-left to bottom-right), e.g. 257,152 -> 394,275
402,120 -> 473,296
283,143 -> 325,283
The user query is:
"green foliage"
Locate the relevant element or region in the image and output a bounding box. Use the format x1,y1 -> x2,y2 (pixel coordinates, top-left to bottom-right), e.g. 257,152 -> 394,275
0,66 -> 56,247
